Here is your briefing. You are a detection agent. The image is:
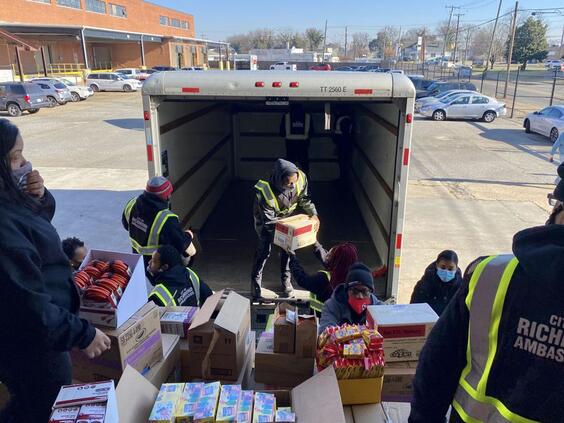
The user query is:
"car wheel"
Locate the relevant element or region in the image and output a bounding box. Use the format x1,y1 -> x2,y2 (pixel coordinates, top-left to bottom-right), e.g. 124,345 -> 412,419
71,92 -> 80,102
550,127 -> 559,143
483,111 -> 496,123
90,84 -> 100,92
432,110 -> 446,121
47,96 -> 58,108
28,108 -> 39,114
7,103 -> 22,117
123,84 -> 132,92
524,119 -> 531,133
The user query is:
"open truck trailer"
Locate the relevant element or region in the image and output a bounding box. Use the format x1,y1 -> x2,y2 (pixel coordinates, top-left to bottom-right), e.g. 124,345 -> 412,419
141,71 -> 415,303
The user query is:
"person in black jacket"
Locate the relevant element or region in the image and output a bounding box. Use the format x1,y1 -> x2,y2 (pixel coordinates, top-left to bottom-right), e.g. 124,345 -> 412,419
147,245 -> 213,307
0,119 -> 111,423
62,237 -> 88,271
410,250 -> 463,316
409,165 -> 564,422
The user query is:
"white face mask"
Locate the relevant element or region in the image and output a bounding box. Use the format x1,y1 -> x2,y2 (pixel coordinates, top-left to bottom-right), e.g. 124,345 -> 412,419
12,161 -> 32,189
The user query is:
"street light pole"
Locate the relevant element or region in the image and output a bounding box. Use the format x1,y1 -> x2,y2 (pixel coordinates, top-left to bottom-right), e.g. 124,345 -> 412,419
503,1 -> 519,99
486,0 -> 503,70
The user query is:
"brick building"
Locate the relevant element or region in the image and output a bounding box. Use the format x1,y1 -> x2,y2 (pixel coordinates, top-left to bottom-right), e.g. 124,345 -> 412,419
0,0 -> 223,76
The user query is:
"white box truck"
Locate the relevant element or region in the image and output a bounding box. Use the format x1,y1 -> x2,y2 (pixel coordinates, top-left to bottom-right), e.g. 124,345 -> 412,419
141,70 -> 415,301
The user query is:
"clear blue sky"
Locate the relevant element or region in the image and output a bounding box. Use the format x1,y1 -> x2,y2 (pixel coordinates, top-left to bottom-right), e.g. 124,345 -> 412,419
150,0 -> 564,42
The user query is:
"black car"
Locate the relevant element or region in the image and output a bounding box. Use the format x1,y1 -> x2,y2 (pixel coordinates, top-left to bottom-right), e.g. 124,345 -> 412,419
416,81 -> 477,99
0,82 -> 50,117
408,76 -> 435,91
152,66 -> 177,71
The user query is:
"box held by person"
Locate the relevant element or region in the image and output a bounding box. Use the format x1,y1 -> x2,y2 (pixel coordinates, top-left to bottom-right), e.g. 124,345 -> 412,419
273,214 -> 317,251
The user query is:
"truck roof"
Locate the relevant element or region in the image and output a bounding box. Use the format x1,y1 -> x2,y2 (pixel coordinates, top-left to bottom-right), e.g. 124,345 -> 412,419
142,70 -> 415,99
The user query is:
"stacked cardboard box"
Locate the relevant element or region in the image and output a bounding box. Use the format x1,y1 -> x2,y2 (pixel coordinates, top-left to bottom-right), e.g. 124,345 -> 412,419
366,303 -> 438,402
255,303 -> 317,388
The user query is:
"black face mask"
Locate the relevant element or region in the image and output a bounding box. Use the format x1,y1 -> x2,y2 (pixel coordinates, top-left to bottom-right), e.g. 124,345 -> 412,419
547,204 -> 563,225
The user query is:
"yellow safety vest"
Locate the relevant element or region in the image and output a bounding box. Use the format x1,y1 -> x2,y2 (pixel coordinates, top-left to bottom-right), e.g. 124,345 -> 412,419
149,268 -> 201,307
254,170 -> 306,216
123,197 -> 179,256
451,254 -> 540,423
309,270 -> 330,314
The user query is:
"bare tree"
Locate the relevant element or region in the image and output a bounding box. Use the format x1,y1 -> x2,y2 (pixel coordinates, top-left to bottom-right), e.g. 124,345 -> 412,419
403,26 -> 430,45
249,29 -> 276,49
375,26 -> 400,58
305,28 -> 325,51
471,19 -> 510,67
437,20 -> 456,55
226,34 -> 252,53
351,32 -> 370,58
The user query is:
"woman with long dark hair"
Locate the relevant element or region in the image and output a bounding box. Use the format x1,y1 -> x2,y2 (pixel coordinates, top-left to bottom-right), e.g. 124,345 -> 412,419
0,119 -> 110,422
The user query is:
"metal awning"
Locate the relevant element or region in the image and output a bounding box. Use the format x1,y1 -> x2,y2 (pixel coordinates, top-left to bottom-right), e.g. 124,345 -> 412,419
0,28 -> 38,51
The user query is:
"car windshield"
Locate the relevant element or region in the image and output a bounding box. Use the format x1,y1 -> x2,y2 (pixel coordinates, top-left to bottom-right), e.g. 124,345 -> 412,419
54,83 -> 66,89
60,78 -> 75,86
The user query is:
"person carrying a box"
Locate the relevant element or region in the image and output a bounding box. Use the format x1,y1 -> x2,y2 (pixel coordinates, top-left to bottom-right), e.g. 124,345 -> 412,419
319,262 -> 383,332
409,164 -> 564,423
122,176 -> 196,279
147,245 -> 213,307
0,119 -> 111,423
252,158 -> 320,299
288,242 -> 359,315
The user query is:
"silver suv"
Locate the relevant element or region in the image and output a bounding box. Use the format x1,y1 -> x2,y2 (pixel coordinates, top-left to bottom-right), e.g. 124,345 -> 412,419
34,81 -> 72,107
0,82 -> 50,117
86,73 -> 142,92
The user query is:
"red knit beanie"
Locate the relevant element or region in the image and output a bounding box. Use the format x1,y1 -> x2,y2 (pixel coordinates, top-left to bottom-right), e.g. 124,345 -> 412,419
145,176 -> 173,200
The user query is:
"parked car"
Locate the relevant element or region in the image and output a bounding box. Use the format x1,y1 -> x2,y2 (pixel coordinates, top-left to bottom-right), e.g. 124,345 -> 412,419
415,89 -> 476,112
33,81 -> 72,107
455,65 -> 473,78
144,69 -> 159,76
31,77 -> 93,102
86,73 -> 143,92
419,93 -> 506,122
310,63 -> 332,71
523,106 -> 564,143
334,66 -> 357,71
152,66 -> 177,71
545,60 -> 563,70
408,76 -> 435,92
115,68 -> 151,80
0,82 -> 50,117
416,81 -> 477,99
389,69 -> 405,74
270,62 -> 297,71
181,67 -> 205,71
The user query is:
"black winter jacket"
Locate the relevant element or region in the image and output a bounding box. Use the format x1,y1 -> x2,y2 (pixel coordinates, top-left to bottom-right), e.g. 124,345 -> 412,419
409,225 -> 564,423
149,265 -> 213,307
410,262 -> 463,316
288,243 -> 332,302
0,190 -> 95,359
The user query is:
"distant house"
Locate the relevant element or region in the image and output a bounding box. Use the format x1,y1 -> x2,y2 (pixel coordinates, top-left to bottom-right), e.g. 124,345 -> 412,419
402,39 -> 449,62
249,47 -> 319,63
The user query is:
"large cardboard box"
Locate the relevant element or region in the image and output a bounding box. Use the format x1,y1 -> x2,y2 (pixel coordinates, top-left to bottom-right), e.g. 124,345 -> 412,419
382,361 -> 417,402
50,380 -> 118,423
273,303 -> 296,354
295,315 -> 318,358
338,377 -> 383,405
160,306 -> 198,338
343,404 -> 388,423
255,332 -> 314,388
366,303 -> 438,362
71,302 -> 163,382
79,250 -> 149,329
273,214 -> 317,251
188,290 -> 251,381
144,334 -> 181,388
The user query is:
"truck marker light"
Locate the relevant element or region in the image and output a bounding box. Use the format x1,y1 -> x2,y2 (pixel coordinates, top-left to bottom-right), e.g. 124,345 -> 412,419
146,145 -> 153,162
272,81 -> 282,88
396,234 -> 403,250
406,113 -> 413,123
143,111 -> 150,121
181,87 -> 200,93
395,256 -> 401,268
403,148 -> 410,166
289,82 -> 299,88
354,89 -> 373,95
255,81 -> 265,87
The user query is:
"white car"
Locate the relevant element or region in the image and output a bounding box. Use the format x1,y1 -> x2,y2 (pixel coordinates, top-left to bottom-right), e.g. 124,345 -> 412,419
524,106 -> 564,143
269,62 -> 297,71
31,77 -> 93,102
114,68 -> 150,80
415,90 -> 475,112
86,73 -> 143,92
420,93 -> 506,122
545,60 -> 563,70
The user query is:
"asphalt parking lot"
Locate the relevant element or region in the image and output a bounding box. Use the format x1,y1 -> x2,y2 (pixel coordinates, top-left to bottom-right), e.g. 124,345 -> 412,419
8,91 -> 560,302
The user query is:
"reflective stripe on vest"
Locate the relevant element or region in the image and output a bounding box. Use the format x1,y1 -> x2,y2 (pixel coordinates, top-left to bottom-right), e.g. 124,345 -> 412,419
309,270 -> 330,313
187,267 -> 201,307
452,255 -> 539,423
123,197 -> 137,224
149,284 -> 177,307
129,209 -> 178,256
285,113 -> 311,140
254,170 -> 306,216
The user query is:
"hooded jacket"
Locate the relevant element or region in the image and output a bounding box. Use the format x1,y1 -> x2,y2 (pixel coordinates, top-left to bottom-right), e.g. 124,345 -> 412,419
319,283 -> 383,333
0,189 -> 95,359
410,262 -> 463,316
409,225 -> 564,422
253,159 -> 317,236
149,265 -> 213,308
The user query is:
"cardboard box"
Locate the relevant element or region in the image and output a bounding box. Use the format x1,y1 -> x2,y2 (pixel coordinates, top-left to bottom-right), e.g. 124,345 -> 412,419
160,306 -> 198,338
188,290 -> 251,381
273,214 -> 317,251
145,334 -> 181,388
338,377 -> 383,405
295,315 -> 318,358
273,303 -> 296,354
343,404 -> 388,423
382,361 -> 417,402
79,249 -> 149,329
51,380 -> 118,423
71,302 -> 163,381
255,333 -> 314,388
366,303 -> 438,362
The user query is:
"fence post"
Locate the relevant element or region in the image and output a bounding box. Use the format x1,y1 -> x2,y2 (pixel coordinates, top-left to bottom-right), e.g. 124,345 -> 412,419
550,68 -> 557,106
495,71 -> 501,97
480,70 -> 487,93
510,67 -> 520,119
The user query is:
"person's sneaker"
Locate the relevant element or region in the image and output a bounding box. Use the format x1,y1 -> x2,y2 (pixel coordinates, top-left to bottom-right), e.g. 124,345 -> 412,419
281,281 -> 295,298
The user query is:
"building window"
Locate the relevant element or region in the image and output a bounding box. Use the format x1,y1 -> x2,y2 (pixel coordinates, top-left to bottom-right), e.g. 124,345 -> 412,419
171,18 -> 181,28
160,15 -> 169,26
56,0 -> 81,8
86,0 -> 105,13
30,0 -> 51,4
109,3 -> 126,17
181,20 -> 189,29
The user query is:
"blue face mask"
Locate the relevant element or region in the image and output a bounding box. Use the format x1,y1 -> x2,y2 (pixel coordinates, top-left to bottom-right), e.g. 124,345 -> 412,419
437,268 -> 456,283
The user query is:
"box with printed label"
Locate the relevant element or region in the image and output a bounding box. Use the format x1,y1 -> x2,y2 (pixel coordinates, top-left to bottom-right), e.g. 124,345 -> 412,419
366,303 -> 438,362
50,380 -> 118,423
160,307 -> 198,338
48,407 -> 79,423
273,214 -> 317,251
381,361 -> 417,402
79,249 -> 148,329
71,302 -> 164,381
76,403 -> 107,423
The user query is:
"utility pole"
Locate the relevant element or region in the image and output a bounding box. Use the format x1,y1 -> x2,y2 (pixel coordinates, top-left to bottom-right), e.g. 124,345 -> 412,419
322,19 -> 328,61
344,26 -> 348,58
442,5 -> 458,60
397,26 -> 402,62
503,1 -> 518,98
560,25 -> 564,59
452,13 -> 464,63
464,27 -> 472,64
486,0 -> 503,70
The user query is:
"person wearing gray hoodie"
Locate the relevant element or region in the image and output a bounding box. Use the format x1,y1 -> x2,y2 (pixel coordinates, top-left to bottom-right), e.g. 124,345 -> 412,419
252,158 -> 319,298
